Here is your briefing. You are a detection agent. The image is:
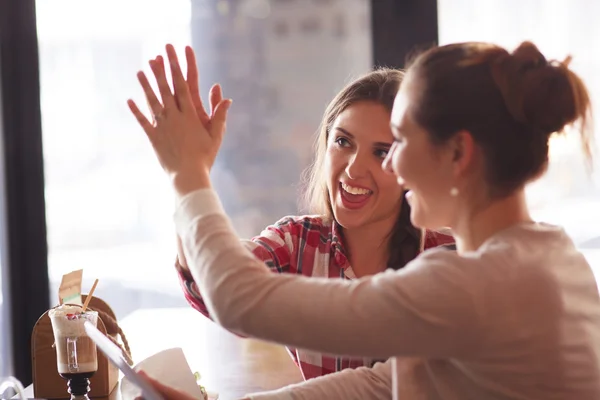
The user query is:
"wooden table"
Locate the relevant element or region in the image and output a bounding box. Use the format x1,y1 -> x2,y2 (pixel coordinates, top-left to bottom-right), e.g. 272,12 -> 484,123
23,307 -> 303,400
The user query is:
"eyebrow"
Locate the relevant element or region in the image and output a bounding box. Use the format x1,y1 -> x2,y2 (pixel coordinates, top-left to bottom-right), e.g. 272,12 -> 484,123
334,127 -> 392,148
389,122 -> 403,138
335,127 -> 354,138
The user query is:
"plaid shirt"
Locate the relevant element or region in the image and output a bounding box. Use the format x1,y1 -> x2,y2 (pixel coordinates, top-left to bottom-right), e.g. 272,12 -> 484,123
177,215 -> 455,381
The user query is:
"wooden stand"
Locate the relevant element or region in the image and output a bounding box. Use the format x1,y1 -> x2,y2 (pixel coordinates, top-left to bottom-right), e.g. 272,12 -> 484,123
32,296 -> 122,399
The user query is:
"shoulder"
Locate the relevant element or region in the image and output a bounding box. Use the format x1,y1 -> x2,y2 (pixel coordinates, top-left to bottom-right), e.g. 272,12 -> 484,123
414,224 -> 573,285
397,247 -> 492,306
248,215 -> 333,260
482,222 -> 588,274
250,215 -> 333,245
407,247 -> 469,274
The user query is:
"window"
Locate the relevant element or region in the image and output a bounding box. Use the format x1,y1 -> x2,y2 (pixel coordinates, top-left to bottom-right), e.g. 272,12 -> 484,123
438,0 -> 600,279
0,161 -> 10,380
0,121 -> 10,380
36,0 -> 372,318
0,254 -> 8,378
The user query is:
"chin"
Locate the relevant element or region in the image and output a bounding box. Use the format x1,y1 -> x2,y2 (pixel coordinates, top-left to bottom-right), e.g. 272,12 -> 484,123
332,210 -> 359,229
409,215 -> 426,230
409,207 -> 432,230
332,206 -> 368,230
410,210 -> 449,231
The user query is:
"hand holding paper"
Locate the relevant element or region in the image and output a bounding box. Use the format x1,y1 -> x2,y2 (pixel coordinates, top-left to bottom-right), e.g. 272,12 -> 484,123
120,348 -> 214,400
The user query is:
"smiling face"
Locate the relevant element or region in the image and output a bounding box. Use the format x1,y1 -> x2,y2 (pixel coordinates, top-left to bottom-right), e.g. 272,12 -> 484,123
325,100 -> 404,230
383,80 -> 460,230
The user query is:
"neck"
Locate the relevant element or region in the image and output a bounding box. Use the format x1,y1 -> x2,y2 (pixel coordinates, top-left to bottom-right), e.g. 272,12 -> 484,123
452,189 -> 532,253
342,216 -> 396,277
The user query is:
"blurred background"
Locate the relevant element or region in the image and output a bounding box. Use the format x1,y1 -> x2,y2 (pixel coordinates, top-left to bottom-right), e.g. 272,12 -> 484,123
1,0 -> 599,384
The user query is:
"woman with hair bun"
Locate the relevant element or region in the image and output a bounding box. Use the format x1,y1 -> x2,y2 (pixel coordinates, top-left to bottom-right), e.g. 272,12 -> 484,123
128,40 -> 600,399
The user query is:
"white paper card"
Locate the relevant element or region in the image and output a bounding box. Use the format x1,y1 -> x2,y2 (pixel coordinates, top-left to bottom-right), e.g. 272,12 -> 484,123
120,347 -> 205,400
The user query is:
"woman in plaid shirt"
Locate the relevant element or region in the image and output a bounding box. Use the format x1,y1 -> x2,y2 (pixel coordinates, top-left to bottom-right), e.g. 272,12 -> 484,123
174,67 -> 454,380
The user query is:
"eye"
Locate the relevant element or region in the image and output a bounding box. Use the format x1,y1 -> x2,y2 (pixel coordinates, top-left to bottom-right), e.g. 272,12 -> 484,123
334,137 -> 351,147
374,148 -> 389,159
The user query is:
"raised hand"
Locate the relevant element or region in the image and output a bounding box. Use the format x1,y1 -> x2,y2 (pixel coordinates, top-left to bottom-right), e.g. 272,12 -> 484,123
184,46 -> 224,127
127,44 -> 232,196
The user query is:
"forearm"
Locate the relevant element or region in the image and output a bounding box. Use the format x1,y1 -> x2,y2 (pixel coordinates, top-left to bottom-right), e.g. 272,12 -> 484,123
176,235 -> 287,322
246,360 -> 393,400
173,167 -> 211,270
175,192 -> 391,357
176,234 -> 189,270
176,189 -> 482,359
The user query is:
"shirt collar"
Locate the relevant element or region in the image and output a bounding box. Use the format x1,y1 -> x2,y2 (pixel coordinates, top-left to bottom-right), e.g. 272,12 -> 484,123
330,221 -> 350,268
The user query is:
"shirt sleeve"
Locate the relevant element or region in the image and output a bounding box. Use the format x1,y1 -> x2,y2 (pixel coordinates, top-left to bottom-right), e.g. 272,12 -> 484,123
243,218 -> 298,273
175,189 -> 484,359
246,359 -> 393,400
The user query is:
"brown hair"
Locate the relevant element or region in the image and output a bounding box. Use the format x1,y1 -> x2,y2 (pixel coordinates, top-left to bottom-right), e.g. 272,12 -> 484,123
302,68 -> 423,270
406,41 -> 593,197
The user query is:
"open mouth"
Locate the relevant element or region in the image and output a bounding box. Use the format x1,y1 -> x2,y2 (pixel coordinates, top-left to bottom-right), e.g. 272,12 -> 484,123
339,182 -> 373,210
341,182 -> 372,195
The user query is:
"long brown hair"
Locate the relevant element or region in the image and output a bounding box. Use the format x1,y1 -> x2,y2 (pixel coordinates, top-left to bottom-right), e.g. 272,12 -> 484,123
302,68 -> 423,270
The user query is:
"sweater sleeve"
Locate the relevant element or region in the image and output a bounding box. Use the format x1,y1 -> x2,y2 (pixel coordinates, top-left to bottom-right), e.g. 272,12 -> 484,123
175,216 -> 312,318
246,359 -> 393,400
175,189 -> 484,359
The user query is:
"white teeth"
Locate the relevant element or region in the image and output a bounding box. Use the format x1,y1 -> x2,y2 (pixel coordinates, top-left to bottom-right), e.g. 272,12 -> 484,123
341,183 -> 372,195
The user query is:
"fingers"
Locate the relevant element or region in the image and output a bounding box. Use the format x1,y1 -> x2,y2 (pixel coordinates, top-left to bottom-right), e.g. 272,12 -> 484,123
165,44 -> 192,112
127,99 -> 155,136
210,99 -> 232,139
209,84 -> 223,118
144,45 -> 216,123
185,46 -> 209,123
149,56 -> 177,111
136,71 -> 163,119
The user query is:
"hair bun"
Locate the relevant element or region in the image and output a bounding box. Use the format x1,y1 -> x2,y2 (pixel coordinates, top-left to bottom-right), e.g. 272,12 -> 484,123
491,41 -> 580,136
510,41 -> 548,69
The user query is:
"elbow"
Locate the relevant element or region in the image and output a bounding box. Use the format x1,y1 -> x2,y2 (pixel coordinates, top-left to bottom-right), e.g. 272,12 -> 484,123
210,304 -> 238,331
210,306 -> 251,335
205,291 -> 253,334
195,251 -> 269,336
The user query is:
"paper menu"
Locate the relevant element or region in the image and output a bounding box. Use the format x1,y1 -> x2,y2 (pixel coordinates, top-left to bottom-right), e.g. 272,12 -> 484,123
58,269 -> 83,305
120,347 -> 216,400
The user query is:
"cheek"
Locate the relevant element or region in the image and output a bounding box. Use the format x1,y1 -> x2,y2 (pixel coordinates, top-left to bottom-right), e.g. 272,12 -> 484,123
375,168 -> 404,201
323,149 -> 335,176
324,148 -> 348,176
324,149 -> 344,190
393,145 -> 440,194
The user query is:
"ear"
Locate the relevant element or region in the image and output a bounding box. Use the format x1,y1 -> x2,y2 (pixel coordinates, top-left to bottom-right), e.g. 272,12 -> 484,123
448,130 -> 476,178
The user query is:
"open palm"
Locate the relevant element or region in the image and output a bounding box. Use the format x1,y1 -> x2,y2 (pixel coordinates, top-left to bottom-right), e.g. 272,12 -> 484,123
127,44 -> 232,192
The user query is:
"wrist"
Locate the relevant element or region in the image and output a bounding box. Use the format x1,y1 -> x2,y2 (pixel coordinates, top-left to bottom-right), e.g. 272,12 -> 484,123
175,259 -> 193,279
172,170 -> 212,198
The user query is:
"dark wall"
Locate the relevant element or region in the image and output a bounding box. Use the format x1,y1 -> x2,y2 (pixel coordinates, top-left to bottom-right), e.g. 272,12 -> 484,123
0,0 -> 50,384
371,0 -> 438,69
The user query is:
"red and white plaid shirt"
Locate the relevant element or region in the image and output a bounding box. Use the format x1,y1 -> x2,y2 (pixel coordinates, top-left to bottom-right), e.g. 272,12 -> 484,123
177,215 -> 454,381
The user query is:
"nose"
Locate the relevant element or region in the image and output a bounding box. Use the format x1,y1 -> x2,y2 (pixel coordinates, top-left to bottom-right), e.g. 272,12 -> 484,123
345,151 -> 369,179
382,142 -> 396,175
